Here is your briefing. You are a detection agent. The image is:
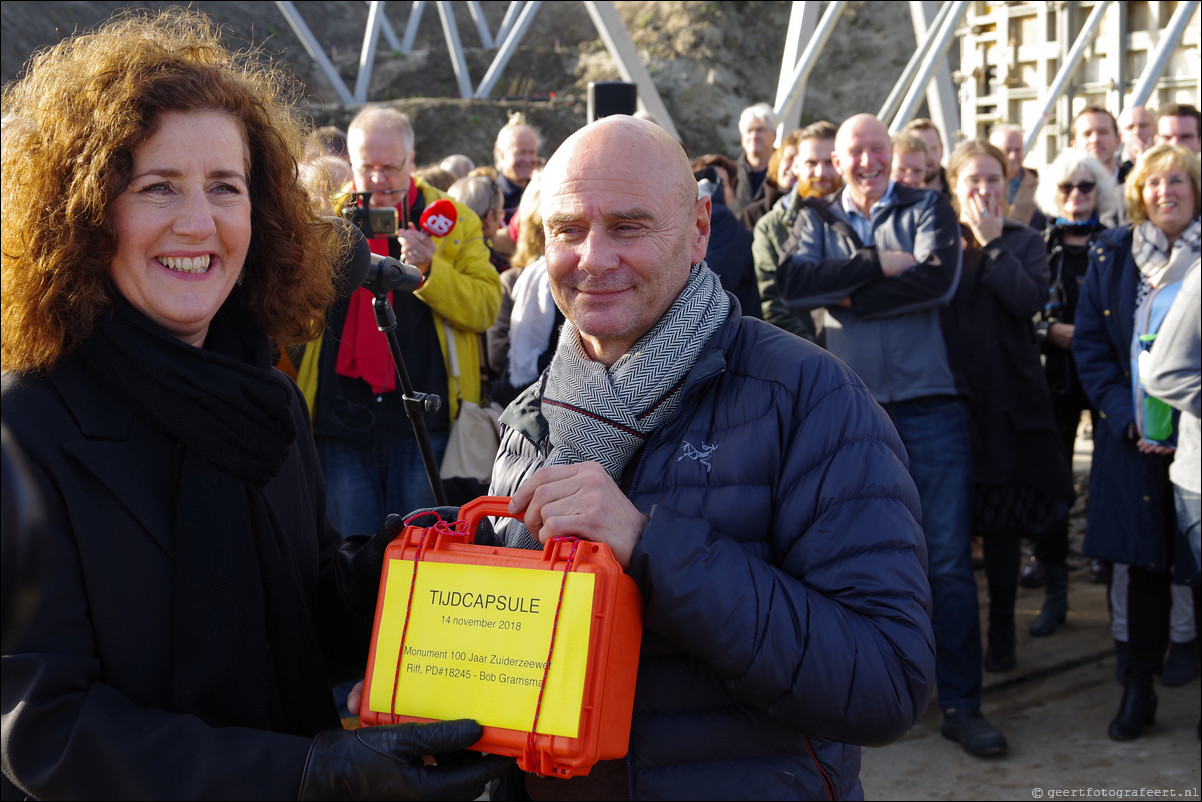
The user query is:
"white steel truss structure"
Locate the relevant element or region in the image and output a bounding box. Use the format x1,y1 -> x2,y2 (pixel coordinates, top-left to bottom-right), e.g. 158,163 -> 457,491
276,0 -> 1200,174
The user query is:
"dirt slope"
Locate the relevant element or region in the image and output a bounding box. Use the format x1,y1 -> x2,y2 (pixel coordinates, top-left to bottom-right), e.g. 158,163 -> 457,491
1,1 -> 919,165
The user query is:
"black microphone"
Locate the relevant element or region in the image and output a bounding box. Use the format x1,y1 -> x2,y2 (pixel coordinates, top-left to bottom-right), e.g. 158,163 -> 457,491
365,252 -> 424,294
327,217 -> 424,296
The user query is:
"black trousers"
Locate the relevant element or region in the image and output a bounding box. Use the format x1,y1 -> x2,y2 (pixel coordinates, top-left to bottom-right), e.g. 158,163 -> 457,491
1034,397 -> 1094,565
1126,566 -> 1172,680
984,530 -> 1021,627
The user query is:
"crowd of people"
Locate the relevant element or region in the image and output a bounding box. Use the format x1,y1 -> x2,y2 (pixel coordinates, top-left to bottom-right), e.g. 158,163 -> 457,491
752,99 -> 1201,753
1,6 -> 1199,800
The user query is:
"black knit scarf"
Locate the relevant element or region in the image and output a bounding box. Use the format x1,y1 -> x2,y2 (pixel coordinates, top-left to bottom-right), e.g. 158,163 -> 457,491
79,293 -> 338,737
1052,213 -> 1102,237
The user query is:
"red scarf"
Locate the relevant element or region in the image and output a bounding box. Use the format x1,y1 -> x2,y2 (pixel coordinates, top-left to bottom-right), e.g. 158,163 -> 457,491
335,180 -> 419,393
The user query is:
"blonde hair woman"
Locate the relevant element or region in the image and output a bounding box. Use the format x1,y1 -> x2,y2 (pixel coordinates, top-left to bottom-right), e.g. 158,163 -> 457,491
1074,144 -> 1201,741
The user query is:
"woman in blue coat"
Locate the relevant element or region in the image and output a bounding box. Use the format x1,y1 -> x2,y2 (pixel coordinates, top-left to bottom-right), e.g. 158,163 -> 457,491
1073,144 -> 1201,741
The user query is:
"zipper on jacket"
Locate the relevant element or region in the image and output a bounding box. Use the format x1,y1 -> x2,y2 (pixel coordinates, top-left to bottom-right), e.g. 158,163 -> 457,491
616,359 -> 725,799
803,735 -> 838,800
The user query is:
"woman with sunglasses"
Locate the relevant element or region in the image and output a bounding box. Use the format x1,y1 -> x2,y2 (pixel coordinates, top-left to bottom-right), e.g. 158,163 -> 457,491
1023,153 -> 1122,637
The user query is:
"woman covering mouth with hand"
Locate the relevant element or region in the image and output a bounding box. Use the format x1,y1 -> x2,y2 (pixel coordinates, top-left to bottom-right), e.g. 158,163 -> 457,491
942,139 -> 1076,679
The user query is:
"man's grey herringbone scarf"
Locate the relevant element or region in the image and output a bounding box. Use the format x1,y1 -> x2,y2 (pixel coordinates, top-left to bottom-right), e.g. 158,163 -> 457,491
542,261 -> 730,481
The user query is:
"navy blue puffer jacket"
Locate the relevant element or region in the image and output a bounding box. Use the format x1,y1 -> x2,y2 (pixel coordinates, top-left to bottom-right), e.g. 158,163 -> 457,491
487,301 -> 935,800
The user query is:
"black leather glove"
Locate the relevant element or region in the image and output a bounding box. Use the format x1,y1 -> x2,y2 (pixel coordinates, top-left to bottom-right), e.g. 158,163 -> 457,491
338,509 -> 464,627
298,719 -> 513,801
405,506 -> 506,547
338,513 -> 406,615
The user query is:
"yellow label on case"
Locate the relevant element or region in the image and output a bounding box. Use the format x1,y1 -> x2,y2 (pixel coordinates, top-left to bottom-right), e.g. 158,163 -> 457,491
367,560 -> 594,737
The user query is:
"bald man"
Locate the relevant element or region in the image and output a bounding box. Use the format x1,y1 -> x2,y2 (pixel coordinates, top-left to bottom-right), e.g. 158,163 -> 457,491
775,114 -> 1009,758
1119,106 -> 1156,170
482,115 -> 935,799
490,117 -> 542,261
989,123 -> 1044,228
494,119 -> 540,220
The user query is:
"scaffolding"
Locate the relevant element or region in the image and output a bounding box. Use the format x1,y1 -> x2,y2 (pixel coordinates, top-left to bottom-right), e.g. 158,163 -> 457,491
774,0 -> 1200,172
956,1 -> 1201,171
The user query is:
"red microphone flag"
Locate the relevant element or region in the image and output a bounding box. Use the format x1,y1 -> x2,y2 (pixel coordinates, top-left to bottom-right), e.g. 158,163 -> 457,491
419,198 -> 458,237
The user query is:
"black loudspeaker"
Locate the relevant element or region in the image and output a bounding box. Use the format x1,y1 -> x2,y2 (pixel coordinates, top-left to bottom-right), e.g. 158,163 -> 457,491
588,81 -> 637,123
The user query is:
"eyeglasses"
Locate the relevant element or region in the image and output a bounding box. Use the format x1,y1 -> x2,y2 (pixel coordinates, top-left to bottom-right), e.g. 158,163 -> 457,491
1057,181 -> 1096,195
353,163 -> 407,178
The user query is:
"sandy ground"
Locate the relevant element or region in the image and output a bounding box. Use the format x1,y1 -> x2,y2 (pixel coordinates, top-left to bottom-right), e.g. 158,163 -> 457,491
859,437 -> 1202,801
860,573 -> 1200,800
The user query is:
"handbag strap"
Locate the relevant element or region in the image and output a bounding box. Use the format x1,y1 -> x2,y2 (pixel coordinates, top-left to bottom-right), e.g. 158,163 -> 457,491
443,319 -> 464,411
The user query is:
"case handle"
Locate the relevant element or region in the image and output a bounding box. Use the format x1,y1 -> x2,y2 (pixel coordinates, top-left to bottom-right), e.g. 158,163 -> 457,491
457,495 -> 519,543
454,496 -> 600,567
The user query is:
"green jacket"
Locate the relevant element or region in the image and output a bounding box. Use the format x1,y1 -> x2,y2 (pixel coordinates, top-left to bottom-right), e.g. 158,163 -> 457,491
752,191 -> 818,342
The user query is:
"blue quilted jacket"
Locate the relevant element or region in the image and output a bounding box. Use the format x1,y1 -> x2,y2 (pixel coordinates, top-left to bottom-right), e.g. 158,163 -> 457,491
487,300 -> 935,800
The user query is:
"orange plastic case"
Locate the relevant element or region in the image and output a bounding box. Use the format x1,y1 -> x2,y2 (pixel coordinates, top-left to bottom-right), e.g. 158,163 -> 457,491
359,496 -> 644,778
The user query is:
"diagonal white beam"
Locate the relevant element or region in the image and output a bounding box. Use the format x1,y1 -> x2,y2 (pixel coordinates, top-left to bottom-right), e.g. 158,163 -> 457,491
436,1 -> 475,99
401,0 -> 429,52
355,1 -> 388,103
582,0 -> 680,141
1021,0 -> 1113,155
466,1 -> 496,49
474,1 -> 542,99
275,0 -> 356,106
773,1 -> 847,128
774,2 -> 819,138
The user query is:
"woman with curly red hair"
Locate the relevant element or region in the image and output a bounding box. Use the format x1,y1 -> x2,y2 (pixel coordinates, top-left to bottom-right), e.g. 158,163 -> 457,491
1,9 -> 507,799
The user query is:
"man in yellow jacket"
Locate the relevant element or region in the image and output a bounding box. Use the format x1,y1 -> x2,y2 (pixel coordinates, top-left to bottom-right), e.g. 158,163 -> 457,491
311,104 -> 501,538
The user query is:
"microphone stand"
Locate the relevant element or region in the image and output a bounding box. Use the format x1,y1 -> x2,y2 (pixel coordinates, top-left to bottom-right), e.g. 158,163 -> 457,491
365,262 -> 448,508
